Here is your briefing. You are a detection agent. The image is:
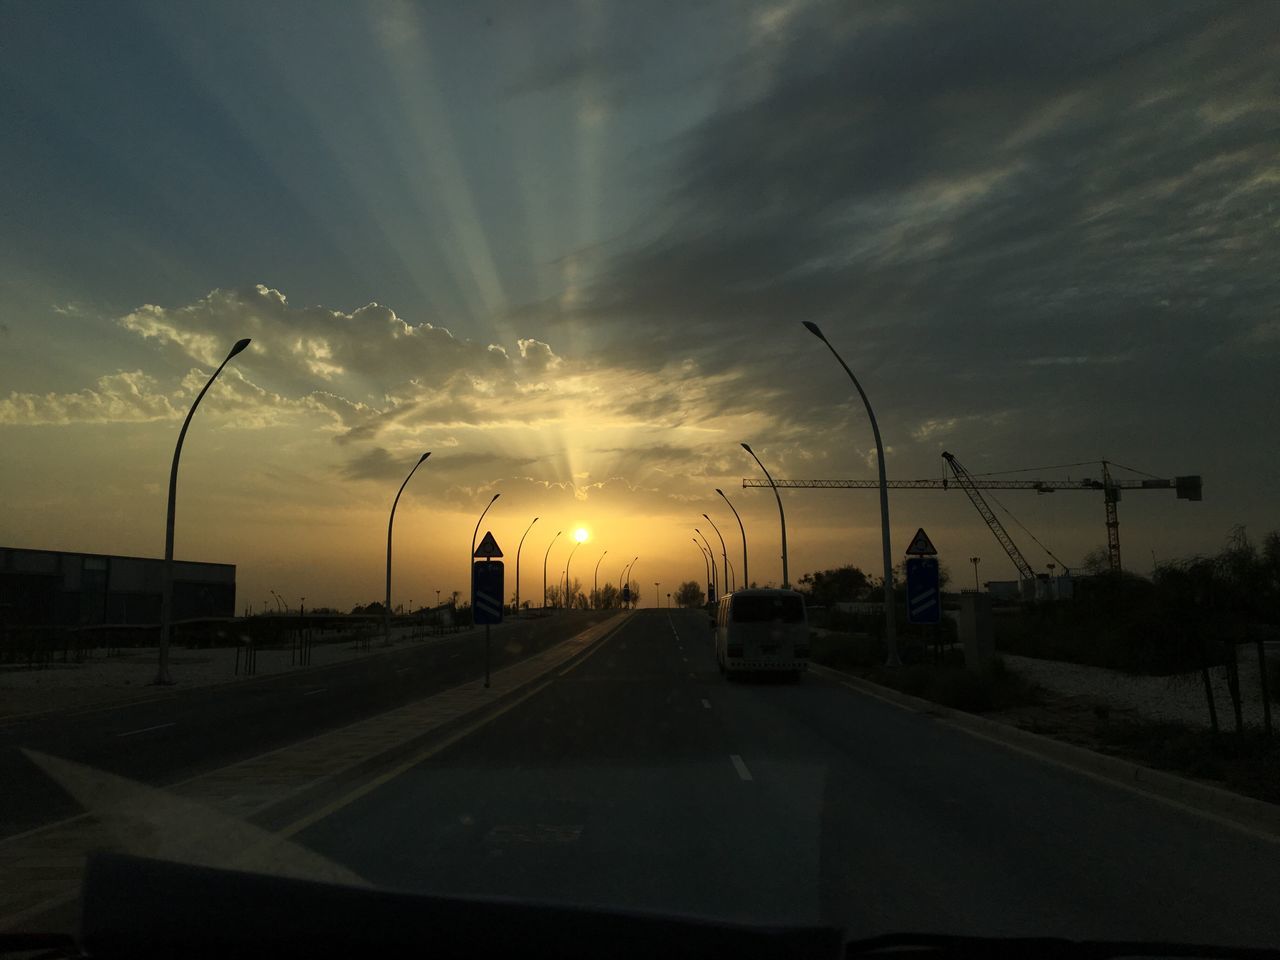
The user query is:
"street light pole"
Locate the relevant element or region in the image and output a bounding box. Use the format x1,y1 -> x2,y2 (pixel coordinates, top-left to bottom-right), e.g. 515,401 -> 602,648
564,541 -> 581,611
703,513 -> 729,597
802,321 -> 899,666
593,550 -> 608,608
693,539 -> 711,602
470,493 -> 500,613
695,528 -> 719,601
654,582 -> 660,608
740,443 -> 788,589
386,452 -> 431,644
543,530 -> 562,609
619,556 -> 638,607
155,337 -> 251,685
716,488 -> 748,589
970,556 -> 981,592
515,517 -> 539,617
623,557 -> 638,607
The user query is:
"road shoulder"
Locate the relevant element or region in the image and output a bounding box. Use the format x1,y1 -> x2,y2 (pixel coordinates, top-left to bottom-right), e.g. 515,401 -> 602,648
809,663 -> 1280,842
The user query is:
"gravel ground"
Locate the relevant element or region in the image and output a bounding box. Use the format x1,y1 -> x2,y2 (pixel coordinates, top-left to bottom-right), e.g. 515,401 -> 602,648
1001,648 -> 1276,731
0,624 -> 473,719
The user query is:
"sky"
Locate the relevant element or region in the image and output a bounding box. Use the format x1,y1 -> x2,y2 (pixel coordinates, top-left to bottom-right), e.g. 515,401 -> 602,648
1,0 -> 1277,610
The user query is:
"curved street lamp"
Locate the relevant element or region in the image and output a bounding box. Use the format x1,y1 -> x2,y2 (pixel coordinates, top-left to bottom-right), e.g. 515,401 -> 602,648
155,337 -> 250,685
515,516 -> 539,617
470,493 -> 500,617
593,550 -> 608,609
694,528 -> 718,601
702,513 -> 730,596
543,530 -> 562,608
620,557 -> 639,607
716,488 -> 748,590
386,452 -> 431,643
692,538 -> 711,602
740,443 -> 788,589
802,320 -> 898,666
564,541 -> 582,611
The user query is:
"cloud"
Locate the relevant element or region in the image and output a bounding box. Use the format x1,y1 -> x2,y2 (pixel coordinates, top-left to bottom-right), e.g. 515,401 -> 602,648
0,371 -> 180,425
340,447 -> 542,483
566,0 -> 1279,443
110,284 -> 572,438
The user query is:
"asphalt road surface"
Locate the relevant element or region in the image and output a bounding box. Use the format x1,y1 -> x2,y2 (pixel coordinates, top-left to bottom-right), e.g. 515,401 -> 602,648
0,611 -> 613,838
297,609 -> 1280,946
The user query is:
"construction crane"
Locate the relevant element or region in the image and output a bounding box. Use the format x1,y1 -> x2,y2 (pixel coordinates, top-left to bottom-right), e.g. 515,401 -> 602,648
941,452 -> 1036,581
742,455 -> 1202,575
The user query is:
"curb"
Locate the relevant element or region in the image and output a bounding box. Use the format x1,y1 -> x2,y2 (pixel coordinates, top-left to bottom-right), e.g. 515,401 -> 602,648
251,612 -> 633,832
809,662 -> 1280,841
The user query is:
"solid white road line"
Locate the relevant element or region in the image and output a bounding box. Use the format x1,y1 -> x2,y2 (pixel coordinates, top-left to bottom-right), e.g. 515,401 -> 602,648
729,754 -> 753,782
114,722 -> 175,738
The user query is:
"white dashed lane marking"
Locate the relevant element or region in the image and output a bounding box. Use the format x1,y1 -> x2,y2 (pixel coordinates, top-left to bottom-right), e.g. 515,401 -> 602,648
730,754 -> 754,782
115,722 -> 175,738
701,699 -> 711,709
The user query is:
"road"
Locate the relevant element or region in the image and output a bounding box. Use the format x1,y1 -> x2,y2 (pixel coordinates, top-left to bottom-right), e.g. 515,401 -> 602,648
296,609 -> 1280,946
0,611 -> 613,838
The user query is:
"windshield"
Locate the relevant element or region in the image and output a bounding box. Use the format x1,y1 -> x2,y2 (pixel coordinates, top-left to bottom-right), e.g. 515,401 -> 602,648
732,595 -> 805,623
2,0 -> 1279,951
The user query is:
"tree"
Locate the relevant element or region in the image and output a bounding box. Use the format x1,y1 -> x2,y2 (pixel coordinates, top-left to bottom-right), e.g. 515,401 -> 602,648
675,581 -> 705,607
1081,546 -> 1111,576
593,583 -> 620,609
796,566 -> 871,608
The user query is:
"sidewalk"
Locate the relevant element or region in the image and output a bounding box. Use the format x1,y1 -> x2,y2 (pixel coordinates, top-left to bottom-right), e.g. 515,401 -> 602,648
0,612 -> 629,929
0,622 -> 482,720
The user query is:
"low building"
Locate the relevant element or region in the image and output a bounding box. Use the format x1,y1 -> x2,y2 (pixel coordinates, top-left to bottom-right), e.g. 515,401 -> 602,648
0,546 -> 235,627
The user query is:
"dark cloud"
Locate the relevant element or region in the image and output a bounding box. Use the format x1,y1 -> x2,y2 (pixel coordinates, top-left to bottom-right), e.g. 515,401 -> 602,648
575,0 -> 1280,462
341,447 -> 540,484
340,446 -> 403,482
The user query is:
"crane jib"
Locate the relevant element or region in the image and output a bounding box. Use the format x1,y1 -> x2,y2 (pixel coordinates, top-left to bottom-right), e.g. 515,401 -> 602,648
739,457 -> 1201,580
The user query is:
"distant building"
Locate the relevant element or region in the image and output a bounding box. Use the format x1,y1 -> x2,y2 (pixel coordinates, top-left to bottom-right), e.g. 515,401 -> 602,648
0,547 -> 235,627
983,577 -> 1074,602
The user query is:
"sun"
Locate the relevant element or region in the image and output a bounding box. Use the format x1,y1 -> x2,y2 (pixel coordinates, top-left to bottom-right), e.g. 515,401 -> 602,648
573,527 -> 589,543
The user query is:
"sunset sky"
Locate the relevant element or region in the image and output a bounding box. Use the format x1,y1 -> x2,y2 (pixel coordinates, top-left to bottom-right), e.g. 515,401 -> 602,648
2,1 -> 1277,610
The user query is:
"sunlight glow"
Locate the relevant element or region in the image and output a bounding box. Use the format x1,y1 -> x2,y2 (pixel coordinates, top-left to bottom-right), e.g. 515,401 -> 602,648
574,527 -> 589,543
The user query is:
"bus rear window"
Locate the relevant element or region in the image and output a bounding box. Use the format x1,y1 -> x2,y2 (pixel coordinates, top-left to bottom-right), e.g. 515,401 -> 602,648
730,595 -> 804,623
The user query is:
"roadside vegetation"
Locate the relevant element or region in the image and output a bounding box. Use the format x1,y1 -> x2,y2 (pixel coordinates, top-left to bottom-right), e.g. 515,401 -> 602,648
1094,720 -> 1280,805
806,629 -> 1040,713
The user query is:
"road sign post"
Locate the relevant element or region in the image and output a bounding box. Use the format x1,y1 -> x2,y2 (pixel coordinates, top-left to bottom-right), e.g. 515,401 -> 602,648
472,532 -> 505,688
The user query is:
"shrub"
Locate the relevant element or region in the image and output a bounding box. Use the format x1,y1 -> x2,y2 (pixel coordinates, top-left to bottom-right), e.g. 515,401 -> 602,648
867,656 -> 1041,713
